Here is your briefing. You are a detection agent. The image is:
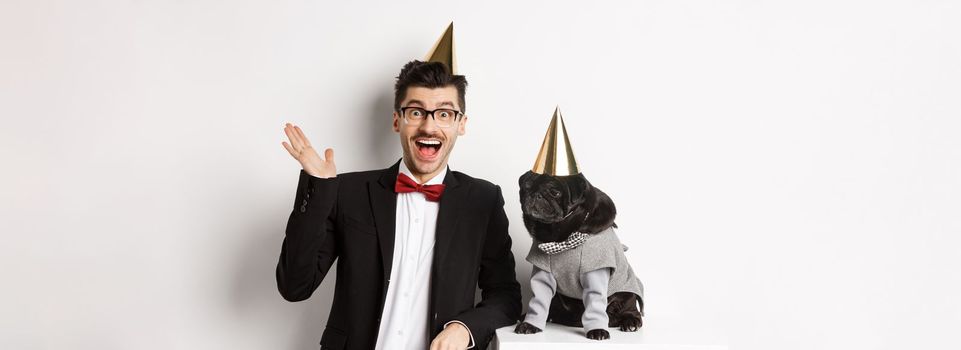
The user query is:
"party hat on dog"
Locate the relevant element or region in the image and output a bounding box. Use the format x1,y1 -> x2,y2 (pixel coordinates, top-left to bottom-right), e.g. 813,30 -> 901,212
532,106 -> 581,176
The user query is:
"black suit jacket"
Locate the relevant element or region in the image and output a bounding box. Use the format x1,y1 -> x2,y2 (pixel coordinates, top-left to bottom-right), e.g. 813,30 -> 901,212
276,159 -> 522,349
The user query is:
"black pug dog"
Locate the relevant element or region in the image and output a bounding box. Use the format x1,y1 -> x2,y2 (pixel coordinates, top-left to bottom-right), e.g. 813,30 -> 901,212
514,170 -> 644,340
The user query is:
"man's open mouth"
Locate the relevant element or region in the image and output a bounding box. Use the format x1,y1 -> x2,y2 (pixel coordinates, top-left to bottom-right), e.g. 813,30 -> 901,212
414,138 -> 443,159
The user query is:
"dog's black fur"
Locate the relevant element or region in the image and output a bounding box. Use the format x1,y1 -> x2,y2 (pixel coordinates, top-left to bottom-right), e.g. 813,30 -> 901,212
514,170 -> 643,340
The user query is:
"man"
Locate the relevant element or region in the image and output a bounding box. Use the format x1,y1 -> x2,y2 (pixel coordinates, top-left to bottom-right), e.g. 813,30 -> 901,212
276,56 -> 521,349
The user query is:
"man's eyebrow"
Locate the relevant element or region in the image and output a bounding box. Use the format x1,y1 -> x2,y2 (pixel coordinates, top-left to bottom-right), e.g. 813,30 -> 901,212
404,100 -> 425,107
437,101 -> 456,108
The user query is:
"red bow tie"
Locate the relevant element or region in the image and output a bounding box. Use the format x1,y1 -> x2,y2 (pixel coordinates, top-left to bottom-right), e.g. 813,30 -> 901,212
395,173 -> 446,202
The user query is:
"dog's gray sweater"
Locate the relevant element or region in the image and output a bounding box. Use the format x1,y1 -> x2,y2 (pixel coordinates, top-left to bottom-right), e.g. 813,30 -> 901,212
523,226 -> 644,330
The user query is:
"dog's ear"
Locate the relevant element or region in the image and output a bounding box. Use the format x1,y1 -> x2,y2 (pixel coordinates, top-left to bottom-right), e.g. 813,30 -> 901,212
579,186 -> 617,234
519,171 -> 535,190
566,174 -> 591,207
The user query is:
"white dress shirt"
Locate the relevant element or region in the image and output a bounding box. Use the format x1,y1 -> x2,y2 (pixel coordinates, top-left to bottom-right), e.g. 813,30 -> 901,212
374,160 -> 474,349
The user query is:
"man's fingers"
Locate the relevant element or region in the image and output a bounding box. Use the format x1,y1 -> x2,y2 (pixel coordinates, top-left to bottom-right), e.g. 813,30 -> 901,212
286,123 -> 306,149
324,148 -> 334,163
294,125 -> 312,148
283,124 -> 301,151
281,141 -> 297,157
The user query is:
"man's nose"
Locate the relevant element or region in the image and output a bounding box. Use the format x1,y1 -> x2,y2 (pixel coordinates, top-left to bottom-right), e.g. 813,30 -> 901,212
418,114 -> 440,132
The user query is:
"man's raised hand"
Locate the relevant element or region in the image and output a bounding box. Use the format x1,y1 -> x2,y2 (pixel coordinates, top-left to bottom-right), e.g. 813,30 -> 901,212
282,123 -> 336,178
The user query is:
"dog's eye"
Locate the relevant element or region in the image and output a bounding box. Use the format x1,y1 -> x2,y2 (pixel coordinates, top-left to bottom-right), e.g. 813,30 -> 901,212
549,189 -> 561,197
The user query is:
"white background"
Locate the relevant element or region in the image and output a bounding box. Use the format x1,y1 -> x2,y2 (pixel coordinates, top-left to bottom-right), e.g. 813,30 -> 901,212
2,0 -> 959,349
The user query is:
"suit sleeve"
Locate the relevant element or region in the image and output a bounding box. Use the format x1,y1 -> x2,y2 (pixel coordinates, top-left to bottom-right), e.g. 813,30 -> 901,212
275,169 -> 339,302
452,185 -> 523,345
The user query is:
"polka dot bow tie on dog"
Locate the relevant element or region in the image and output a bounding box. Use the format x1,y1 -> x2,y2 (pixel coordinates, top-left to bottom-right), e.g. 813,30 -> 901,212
538,231 -> 590,255
395,173 -> 446,202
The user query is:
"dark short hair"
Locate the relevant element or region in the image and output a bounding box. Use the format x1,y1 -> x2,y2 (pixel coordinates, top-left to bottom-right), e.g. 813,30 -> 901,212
394,60 -> 468,113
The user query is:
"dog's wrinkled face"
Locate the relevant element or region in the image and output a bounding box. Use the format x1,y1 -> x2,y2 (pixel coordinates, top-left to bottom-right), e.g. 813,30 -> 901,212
519,171 -> 617,243
519,171 -> 589,224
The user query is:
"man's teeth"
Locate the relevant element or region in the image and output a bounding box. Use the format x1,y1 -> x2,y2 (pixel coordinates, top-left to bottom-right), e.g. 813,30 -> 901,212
416,140 -> 441,146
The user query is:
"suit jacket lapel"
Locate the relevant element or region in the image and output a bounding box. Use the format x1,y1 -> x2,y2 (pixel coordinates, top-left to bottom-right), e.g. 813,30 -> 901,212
371,160 -> 400,283
431,167 -> 467,296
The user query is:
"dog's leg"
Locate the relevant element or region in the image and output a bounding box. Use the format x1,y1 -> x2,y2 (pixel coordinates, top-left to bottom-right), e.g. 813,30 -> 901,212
580,268 -> 611,340
606,292 -> 643,331
515,266 -> 556,334
548,293 -> 585,327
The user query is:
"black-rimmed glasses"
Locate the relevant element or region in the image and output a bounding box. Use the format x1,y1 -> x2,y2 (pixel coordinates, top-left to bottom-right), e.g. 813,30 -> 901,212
397,106 -> 464,128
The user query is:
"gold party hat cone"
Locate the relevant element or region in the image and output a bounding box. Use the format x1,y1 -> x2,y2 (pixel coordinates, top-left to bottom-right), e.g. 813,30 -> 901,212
532,106 -> 581,176
424,22 -> 457,74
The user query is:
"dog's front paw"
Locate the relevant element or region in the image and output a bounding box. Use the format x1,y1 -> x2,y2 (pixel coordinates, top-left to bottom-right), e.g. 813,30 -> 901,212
586,329 -> 610,340
618,315 -> 643,332
514,321 -> 543,334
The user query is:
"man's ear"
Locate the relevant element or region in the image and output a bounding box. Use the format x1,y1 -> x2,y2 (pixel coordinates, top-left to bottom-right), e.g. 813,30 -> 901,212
392,111 -> 400,133
457,115 -> 467,136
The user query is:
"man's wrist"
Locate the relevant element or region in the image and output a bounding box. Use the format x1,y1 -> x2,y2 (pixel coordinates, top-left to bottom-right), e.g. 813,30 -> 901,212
443,320 -> 475,349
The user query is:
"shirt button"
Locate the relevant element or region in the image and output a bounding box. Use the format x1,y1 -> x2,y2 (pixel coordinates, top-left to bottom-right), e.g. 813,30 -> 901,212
414,218 -> 420,223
